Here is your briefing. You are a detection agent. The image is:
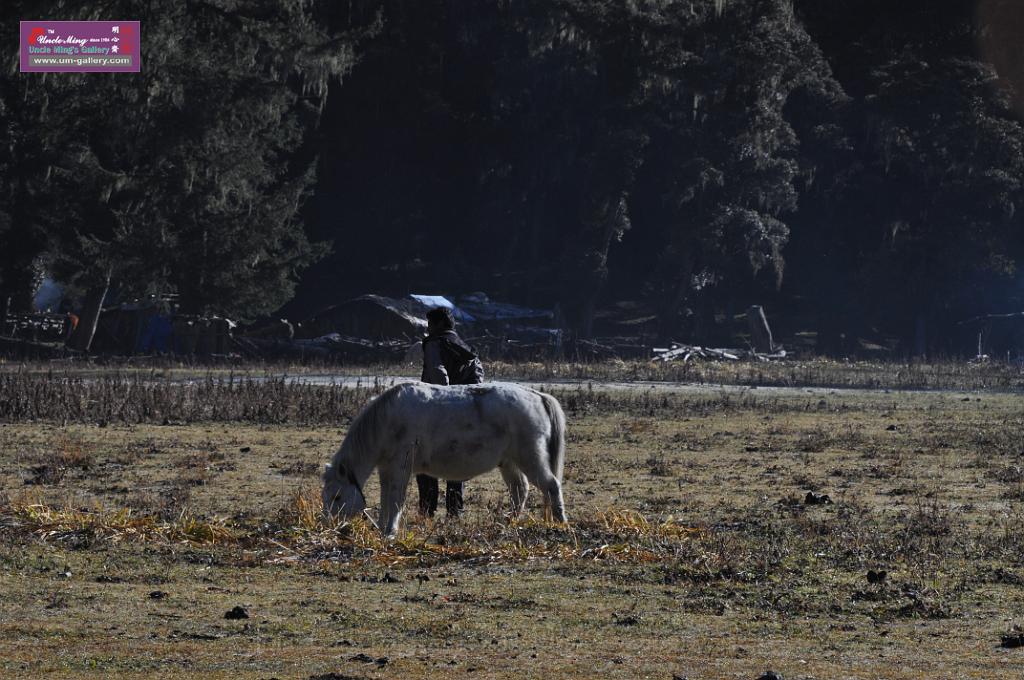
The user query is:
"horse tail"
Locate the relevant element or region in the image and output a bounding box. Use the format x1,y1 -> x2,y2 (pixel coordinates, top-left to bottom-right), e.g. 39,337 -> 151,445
539,392 -> 566,481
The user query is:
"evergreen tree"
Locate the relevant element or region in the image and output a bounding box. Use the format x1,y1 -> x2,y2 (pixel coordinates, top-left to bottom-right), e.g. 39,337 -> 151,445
793,0 -> 1024,354
1,0 -> 376,349
622,0 -> 842,339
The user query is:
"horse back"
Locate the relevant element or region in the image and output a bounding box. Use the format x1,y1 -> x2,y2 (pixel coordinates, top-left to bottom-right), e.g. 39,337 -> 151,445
387,382 -> 555,478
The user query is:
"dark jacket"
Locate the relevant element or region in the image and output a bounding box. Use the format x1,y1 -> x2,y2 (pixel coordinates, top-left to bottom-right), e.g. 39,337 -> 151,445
421,330 -> 484,385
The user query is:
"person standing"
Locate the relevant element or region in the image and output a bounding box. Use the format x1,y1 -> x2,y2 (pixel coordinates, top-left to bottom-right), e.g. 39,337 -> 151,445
418,306 -> 484,517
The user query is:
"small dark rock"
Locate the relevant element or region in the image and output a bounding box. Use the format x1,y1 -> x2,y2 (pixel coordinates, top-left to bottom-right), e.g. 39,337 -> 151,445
1001,633 -> 1024,649
240,447 -> 252,453
224,605 -> 250,620
804,491 -> 833,505
149,590 -> 168,599
382,572 -> 401,583
867,569 -> 888,584
309,674 -> 361,680
991,568 -> 1024,585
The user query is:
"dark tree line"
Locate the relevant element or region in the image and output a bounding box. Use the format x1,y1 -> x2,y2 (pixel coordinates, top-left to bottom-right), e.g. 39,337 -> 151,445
2,1 -> 1023,355
1,0 -> 377,347
301,0 -> 1024,353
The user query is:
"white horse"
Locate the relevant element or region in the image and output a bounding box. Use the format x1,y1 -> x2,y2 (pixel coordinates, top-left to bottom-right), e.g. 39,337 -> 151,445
322,382 -> 567,537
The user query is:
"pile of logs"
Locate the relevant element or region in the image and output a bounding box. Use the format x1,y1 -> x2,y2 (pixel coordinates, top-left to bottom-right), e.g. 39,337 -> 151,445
2,313 -> 67,342
651,305 -> 787,363
651,343 -> 787,363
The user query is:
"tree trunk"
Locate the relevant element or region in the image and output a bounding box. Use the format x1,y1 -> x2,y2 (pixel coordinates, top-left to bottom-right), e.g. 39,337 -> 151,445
68,271 -> 111,352
580,293 -> 597,339
746,305 -> 775,352
0,295 -> 9,337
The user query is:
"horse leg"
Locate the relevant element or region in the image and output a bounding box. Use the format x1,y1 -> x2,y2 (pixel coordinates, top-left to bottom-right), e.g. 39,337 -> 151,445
520,439 -> 567,524
543,477 -> 567,524
530,476 -> 565,523
499,464 -> 529,517
378,462 -> 412,538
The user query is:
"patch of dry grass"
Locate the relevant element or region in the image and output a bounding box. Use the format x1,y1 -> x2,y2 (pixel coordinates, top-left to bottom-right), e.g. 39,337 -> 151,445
2,490 -> 704,568
4,496 -> 237,546
0,371 -> 386,425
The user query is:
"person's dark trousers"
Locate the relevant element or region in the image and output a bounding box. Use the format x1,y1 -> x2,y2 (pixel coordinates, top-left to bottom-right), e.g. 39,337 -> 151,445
445,480 -> 464,516
417,474 -> 439,516
417,475 -> 464,517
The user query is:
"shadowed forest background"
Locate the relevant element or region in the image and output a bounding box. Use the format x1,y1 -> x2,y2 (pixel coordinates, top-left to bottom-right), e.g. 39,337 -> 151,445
2,0 -> 1024,356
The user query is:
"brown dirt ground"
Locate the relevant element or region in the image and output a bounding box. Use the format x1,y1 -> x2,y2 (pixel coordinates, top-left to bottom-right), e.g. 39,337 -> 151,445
1,384 -> 1023,678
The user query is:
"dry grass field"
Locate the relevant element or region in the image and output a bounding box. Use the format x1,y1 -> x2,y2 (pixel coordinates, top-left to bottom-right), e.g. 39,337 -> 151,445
1,366 -> 1023,678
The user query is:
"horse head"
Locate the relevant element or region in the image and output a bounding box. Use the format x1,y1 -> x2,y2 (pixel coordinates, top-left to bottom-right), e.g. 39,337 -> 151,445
322,462 -> 367,519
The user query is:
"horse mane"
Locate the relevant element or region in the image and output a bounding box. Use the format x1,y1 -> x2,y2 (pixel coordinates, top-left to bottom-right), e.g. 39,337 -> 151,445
341,385 -> 402,461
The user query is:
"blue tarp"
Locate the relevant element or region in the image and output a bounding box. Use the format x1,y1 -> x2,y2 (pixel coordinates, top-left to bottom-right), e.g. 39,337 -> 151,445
409,294 -> 475,322
33,278 -> 64,312
457,292 -> 553,322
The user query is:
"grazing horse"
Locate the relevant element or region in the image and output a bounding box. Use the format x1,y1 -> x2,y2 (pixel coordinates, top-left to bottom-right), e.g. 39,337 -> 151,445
323,382 -> 567,537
